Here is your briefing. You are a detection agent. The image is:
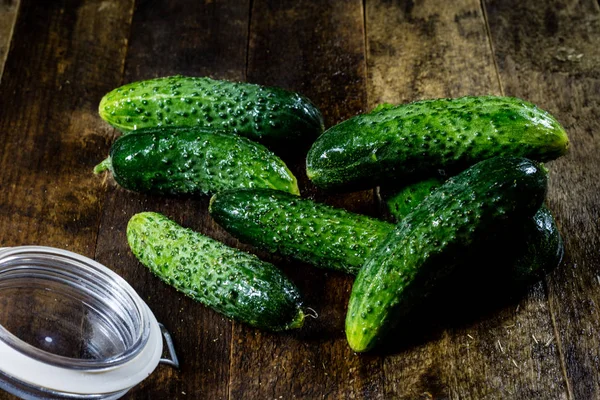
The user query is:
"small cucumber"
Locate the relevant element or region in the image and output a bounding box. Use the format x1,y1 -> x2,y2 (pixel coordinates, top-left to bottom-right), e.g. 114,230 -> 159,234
384,178 -> 443,221
99,75 -> 324,144
307,96 -> 569,190
346,157 -> 548,352
210,187 -> 562,284
509,204 -> 564,284
94,128 -> 299,196
209,189 -> 394,275
384,179 -> 563,285
127,212 -> 304,331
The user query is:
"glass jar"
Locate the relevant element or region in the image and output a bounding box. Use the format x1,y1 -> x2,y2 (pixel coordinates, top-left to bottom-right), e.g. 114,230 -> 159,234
0,246 -> 177,399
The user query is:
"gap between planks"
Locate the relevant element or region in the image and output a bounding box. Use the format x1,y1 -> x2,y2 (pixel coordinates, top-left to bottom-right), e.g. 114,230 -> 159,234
480,1 -> 573,398
244,0 -> 254,82
361,0 -> 369,108
544,277 -> 575,400
479,0 -> 504,96
0,0 -> 21,83
229,1 -> 255,398
92,0 -> 137,263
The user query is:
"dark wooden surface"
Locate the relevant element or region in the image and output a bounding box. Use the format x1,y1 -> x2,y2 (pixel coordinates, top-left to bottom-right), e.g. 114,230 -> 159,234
0,1 -> 598,399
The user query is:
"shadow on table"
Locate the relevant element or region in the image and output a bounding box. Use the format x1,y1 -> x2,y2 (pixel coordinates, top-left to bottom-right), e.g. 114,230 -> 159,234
370,260 -> 549,356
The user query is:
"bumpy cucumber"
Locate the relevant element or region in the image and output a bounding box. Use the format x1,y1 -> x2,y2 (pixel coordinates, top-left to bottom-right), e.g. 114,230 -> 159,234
127,212 -> 304,331
209,189 -> 394,274
94,128 -> 299,196
509,204 -> 564,283
384,178 -> 443,221
307,96 -> 568,190
210,187 -> 562,283
385,179 -> 563,285
386,178 -> 563,283
99,75 -> 324,144
346,157 -> 548,352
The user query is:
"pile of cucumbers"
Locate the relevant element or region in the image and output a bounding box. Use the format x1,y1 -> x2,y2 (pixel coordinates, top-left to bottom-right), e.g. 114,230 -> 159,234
96,76 -> 569,352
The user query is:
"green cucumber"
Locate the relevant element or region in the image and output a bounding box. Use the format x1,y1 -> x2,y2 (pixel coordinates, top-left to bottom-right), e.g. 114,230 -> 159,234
346,157 -> 548,352
307,96 -> 569,190
127,212 -> 304,331
209,189 -> 394,275
385,178 -> 563,285
384,178 -> 443,221
94,128 -> 299,196
210,187 -> 562,283
508,204 -> 564,283
99,75 -> 324,144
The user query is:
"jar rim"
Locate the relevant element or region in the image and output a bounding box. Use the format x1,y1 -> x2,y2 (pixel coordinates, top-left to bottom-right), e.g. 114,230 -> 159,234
0,246 -> 163,396
0,246 -> 150,370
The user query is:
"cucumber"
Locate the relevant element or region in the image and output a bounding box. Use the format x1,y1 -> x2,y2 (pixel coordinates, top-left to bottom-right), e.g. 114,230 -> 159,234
385,178 -> 563,283
127,212 -> 304,331
210,187 -> 561,283
385,179 -> 563,285
346,157 -> 548,352
209,189 -> 394,275
509,204 -> 564,284
306,96 -> 569,190
384,178 -> 443,221
94,128 -> 299,196
99,75 -> 324,144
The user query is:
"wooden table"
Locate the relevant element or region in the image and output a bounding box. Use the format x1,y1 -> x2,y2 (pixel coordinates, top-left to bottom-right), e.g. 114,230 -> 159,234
0,0 -> 598,398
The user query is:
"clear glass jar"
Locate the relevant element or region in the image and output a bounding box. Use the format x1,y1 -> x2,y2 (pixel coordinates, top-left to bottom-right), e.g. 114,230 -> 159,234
0,246 -> 177,399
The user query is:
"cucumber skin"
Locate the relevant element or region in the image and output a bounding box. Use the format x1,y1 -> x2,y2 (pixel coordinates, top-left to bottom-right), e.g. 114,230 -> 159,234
385,178 -> 443,221
104,128 -> 299,196
510,204 -> 564,283
210,187 -> 562,283
209,189 -> 394,275
346,157 -> 548,352
127,212 -> 304,331
386,179 -> 563,284
307,96 -> 569,190
99,76 -> 324,144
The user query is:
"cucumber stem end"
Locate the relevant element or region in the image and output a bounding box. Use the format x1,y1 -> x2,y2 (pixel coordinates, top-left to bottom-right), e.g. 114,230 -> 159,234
94,157 -> 112,174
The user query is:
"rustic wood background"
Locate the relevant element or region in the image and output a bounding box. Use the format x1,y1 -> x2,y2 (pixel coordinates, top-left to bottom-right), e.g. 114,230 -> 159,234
0,0 -> 598,398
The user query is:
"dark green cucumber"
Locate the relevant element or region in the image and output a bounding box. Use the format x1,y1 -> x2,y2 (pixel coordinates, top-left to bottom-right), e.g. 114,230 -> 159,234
384,178 -> 443,221
385,179 -> 563,284
509,204 -> 564,283
209,189 -> 394,274
346,157 -> 548,352
210,187 -> 562,282
127,212 -> 304,331
94,128 -> 299,196
99,75 -> 324,144
386,178 -> 563,283
307,96 -> 568,190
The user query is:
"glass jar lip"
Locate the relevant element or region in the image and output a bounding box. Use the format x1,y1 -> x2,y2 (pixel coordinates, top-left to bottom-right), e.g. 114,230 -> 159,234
0,245 -> 151,371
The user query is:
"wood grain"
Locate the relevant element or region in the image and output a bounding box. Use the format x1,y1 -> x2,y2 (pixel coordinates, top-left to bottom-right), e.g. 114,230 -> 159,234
365,1 -> 568,399
366,0 -> 500,107
0,0 -> 134,253
0,0 -> 599,398
0,0 -> 19,81
228,1 -> 384,398
92,1 -> 250,399
484,0 -> 600,398
0,1 -> 134,399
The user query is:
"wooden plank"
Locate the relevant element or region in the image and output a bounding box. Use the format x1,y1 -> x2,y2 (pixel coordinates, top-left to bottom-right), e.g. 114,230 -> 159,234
92,1 -> 250,398
0,0 -> 134,263
365,0 -> 568,398
0,0 -> 19,81
366,0 -> 500,106
0,1 -> 134,399
483,0 -> 600,398
227,1 -> 383,398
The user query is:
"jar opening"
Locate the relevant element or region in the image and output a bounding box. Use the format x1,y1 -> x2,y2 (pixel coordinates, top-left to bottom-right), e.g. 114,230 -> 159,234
0,247 -> 150,370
